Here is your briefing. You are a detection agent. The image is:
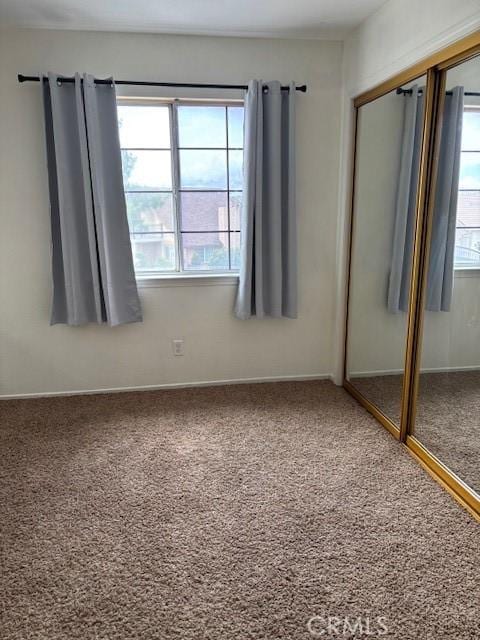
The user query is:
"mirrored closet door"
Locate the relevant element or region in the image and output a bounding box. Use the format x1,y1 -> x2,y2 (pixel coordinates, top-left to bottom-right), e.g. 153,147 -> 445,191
345,76 -> 427,431
344,32 -> 480,520
410,52 -> 480,497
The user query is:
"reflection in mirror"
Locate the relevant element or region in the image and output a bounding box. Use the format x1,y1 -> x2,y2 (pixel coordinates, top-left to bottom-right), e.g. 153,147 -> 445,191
346,76 -> 427,426
413,54 -> 480,496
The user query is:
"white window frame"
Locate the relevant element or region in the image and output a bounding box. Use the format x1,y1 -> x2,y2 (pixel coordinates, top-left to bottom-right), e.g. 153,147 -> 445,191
454,104 -> 480,275
117,97 -> 243,286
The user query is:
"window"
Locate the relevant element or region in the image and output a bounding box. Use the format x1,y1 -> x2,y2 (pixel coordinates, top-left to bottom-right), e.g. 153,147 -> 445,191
117,101 -> 244,277
454,107 -> 480,269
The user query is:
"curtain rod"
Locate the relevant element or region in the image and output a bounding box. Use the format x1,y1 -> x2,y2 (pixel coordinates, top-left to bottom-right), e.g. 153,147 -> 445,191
17,74 -> 307,93
396,87 -> 480,97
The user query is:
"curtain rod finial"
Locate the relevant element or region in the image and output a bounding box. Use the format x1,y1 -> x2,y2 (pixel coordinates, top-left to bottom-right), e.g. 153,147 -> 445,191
18,74 -> 41,83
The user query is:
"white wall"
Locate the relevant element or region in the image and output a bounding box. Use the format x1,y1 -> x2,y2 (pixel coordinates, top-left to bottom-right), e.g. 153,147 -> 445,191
333,0 -> 480,382
343,0 -> 480,98
0,29 -> 342,396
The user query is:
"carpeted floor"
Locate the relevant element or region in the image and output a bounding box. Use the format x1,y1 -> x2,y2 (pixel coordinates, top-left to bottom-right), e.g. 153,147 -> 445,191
350,371 -> 480,493
0,381 -> 479,639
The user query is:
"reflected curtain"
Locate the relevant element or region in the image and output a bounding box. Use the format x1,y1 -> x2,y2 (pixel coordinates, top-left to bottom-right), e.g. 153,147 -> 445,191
387,85 -> 464,313
235,80 -> 297,319
43,72 -> 142,326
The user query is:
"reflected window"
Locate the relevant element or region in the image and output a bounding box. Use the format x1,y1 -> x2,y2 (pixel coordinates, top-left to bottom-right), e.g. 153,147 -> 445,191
455,107 -> 480,269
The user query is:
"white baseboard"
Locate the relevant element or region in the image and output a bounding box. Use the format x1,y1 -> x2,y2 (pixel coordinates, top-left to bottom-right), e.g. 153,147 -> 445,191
0,373 -> 333,400
349,369 -> 404,378
349,365 -> 480,378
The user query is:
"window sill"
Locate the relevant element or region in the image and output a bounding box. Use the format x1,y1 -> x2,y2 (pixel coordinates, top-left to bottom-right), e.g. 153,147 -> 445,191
454,267 -> 480,278
136,273 -> 239,288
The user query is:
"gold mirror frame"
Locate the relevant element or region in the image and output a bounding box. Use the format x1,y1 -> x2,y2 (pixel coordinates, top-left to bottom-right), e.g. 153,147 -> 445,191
343,31 -> 480,521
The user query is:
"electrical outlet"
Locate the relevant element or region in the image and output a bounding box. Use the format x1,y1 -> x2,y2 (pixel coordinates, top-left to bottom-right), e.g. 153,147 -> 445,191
172,339 -> 184,356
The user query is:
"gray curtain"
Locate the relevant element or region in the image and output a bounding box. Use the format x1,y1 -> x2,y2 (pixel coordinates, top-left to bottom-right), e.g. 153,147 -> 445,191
235,80 -> 297,319
43,72 -> 142,326
387,85 -> 464,313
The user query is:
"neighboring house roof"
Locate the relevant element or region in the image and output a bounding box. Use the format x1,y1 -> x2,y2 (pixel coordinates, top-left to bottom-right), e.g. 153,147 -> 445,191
181,192 -> 227,248
134,190 -> 240,248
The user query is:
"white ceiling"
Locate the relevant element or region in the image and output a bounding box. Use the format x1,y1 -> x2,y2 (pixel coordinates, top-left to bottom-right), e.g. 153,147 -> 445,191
0,0 -> 387,39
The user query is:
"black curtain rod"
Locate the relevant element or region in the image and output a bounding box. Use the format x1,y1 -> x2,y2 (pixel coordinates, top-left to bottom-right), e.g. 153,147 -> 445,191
17,74 -> 307,93
396,87 -> 480,97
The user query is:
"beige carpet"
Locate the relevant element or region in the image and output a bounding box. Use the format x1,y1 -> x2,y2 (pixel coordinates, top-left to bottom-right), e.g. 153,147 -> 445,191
351,371 -> 480,493
0,381 -> 479,639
